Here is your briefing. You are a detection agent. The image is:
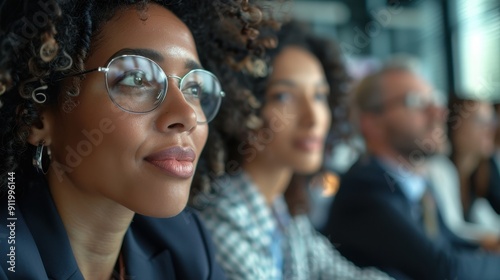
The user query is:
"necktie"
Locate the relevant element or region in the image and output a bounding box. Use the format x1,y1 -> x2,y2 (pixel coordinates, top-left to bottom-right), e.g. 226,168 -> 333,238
421,188 -> 440,238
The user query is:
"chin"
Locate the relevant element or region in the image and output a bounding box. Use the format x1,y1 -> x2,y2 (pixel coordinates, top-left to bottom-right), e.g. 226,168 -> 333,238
135,202 -> 188,218
293,160 -> 323,175
127,188 -> 191,218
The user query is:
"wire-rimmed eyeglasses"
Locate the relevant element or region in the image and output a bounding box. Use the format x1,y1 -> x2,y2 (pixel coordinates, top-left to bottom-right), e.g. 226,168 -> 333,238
61,54 -> 224,123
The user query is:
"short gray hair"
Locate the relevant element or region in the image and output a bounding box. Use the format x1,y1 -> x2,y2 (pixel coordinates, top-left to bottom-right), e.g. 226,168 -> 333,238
349,56 -> 423,134
352,56 -> 422,113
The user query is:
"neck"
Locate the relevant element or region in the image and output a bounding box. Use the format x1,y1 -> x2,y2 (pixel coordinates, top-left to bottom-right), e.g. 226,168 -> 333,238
47,171 -> 133,280
452,152 -> 481,213
453,152 -> 481,179
243,154 -> 293,205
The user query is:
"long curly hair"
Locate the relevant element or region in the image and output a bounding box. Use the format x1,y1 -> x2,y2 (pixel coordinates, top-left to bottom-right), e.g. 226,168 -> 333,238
192,20 -> 351,206
0,0 -> 281,192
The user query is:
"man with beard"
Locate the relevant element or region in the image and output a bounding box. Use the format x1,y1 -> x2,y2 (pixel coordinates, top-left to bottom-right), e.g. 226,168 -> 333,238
324,64 -> 500,279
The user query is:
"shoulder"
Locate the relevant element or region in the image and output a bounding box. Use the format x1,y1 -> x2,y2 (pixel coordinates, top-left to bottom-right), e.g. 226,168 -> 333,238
0,179 -> 78,279
331,158 -> 408,222
339,156 -> 398,197
194,174 -> 276,279
196,174 -> 274,257
427,155 -> 456,176
197,173 -> 267,231
289,215 -> 336,255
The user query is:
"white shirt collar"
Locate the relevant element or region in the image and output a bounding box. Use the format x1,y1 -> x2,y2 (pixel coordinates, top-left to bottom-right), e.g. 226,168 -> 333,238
378,157 -> 428,202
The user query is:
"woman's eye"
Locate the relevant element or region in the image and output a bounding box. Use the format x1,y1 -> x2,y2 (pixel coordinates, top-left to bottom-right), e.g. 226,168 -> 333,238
111,70 -> 159,100
315,92 -> 329,102
183,82 -> 202,97
269,92 -> 292,103
118,70 -> 148,87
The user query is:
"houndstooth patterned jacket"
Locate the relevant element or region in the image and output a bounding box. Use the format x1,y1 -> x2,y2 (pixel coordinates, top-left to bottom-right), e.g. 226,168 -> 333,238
196,171 -> 393,280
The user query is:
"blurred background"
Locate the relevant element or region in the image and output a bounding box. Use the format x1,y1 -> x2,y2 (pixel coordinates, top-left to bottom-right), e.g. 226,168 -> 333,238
271,0 -> 500,228
268,0 -> 500,170
274,0 -> 499,102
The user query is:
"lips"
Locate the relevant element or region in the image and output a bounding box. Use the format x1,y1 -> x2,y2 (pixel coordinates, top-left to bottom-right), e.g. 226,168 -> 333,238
145,146 -> 196,178
293,136 -> 324,152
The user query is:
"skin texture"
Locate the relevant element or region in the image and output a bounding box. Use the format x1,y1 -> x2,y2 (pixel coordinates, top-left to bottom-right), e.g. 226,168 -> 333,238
243,46 -> 331,204
27,4 -> 208,279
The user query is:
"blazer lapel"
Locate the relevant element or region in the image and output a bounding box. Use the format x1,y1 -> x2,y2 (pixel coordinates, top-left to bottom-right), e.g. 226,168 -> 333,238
121,225 -> 176,279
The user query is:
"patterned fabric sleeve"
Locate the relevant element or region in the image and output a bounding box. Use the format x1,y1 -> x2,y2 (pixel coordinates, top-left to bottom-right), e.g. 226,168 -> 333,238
294,215 -> 395,280
198,204 -> 268,280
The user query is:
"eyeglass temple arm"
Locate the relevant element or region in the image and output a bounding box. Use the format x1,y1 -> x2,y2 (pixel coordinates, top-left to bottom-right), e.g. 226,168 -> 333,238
54,67 -> 108,82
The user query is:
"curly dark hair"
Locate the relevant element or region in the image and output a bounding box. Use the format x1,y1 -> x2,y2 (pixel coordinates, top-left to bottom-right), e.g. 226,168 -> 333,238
192,20 -> 351,205
0,0 -> 281,192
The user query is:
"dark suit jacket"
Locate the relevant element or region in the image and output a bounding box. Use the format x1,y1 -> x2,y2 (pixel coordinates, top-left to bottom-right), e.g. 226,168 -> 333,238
325,155 -> 500,280
0,179 -> 226,280
485,157 -> 500,214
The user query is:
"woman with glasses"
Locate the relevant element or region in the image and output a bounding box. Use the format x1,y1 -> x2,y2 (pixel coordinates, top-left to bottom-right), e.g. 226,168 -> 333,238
0,0 -> 276,279
192,21 -> 393,280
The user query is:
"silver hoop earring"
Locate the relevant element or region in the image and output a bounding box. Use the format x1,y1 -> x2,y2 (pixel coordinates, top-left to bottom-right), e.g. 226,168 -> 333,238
33,141 -> 50,174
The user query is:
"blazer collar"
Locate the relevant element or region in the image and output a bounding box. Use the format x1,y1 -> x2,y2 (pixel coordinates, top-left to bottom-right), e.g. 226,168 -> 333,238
19,181 -> 191,280
19,181 -> 177,279
19,180 -> 84,280
121,228 -> 176,279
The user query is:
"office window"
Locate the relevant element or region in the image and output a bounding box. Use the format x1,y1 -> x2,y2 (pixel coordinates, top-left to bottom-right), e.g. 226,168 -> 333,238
454,0 -> 500,101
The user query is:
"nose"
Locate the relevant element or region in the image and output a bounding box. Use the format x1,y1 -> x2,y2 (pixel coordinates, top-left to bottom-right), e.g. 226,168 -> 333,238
300,95 -> 319,128
154,77 -> 197,133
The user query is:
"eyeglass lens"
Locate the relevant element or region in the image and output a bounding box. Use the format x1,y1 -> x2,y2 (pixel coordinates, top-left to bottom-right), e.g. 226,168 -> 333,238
104,55 -> 222,123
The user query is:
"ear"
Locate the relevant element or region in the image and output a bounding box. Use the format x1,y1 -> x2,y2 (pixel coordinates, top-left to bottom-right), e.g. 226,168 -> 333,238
26,108 -> 56,146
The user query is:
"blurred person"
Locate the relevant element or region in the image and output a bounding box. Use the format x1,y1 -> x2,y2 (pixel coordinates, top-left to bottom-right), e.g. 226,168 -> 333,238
447,98 -> 500,245
0,0 -> 277,278
192,21 -> 392,280
449,98 -> 497,217
325,64 -> 500,279
465,102 -> 500,237
426,97 -> 500,251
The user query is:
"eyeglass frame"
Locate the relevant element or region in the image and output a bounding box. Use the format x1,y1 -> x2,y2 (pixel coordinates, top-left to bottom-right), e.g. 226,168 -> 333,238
56,54 -> 225,123
367,90 -> 441,113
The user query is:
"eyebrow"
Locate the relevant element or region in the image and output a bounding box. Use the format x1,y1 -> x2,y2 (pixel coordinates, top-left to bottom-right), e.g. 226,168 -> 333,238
185,59 -> 202,71
110,48 -> 203,70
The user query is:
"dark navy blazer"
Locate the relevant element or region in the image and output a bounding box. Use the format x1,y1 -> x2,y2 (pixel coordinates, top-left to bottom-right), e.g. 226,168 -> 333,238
0,179 -> 226,279
325,155 -> 500,280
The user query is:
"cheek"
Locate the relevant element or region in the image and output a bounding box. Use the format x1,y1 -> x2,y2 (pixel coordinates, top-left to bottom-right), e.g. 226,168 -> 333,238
196,125 -> 209,153
403,113 -> 429,134
480,129 -> 494,145
262,106 -> 296,140
50,87 -> 146,175
319,106 -> 332,132
98,117 -> 145,154
77,95 -> 139,148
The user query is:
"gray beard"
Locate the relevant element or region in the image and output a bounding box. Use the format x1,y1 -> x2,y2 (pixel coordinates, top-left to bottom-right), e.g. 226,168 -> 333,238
394,138 -> 437,165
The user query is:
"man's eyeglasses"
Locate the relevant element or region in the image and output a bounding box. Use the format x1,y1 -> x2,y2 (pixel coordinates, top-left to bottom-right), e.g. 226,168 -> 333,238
381,91 -> 440,112
62,54 -> 224,123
